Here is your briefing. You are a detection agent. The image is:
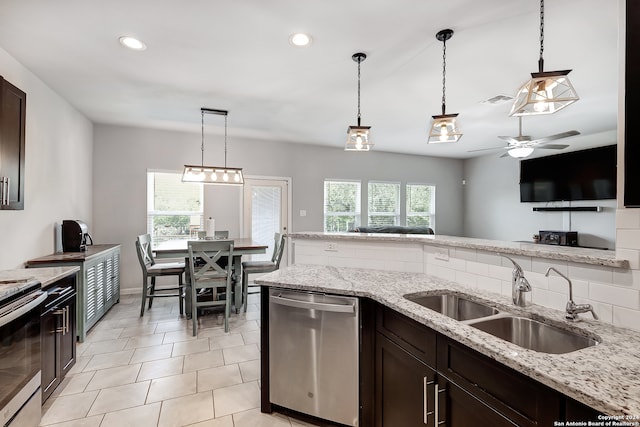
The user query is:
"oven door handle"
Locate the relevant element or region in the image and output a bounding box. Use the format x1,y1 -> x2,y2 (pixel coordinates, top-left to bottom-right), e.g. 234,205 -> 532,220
0,292 -> 46,327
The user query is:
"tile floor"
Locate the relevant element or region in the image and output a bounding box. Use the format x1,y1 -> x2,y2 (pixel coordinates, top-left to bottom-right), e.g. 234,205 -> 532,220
40,292 -> 320,427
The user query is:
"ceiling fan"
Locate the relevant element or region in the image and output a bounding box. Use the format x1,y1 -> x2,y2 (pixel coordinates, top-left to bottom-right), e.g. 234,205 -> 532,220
468,117 -> 580,158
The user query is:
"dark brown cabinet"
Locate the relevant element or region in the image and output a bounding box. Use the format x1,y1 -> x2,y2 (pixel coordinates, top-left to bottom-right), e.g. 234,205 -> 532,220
374,305 -> 438,426
371,302 -> 600,427
41,276 -> 77,402
0,76 -> 26,210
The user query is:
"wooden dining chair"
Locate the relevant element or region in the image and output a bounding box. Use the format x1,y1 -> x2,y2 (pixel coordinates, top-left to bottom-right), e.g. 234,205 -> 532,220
135,234 -> 185,317
239,233 -> 286,312
187,239 -> 234,335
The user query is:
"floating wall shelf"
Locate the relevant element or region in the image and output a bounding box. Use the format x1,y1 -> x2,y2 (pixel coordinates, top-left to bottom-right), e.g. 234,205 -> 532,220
532,206 -> 602,212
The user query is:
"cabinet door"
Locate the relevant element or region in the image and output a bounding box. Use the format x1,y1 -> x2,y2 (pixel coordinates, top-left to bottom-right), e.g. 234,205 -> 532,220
41,309 -> 60,402
85,263 -> 99,328
0,77 -> 26,210
375,333 -> 436,427
438,378 -> 518,427
60,297 -> 77,377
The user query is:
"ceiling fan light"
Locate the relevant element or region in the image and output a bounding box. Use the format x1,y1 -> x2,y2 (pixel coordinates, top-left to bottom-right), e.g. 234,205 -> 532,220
428,114 -> 462,143
509,71 -> 579,116
508,146 -> 535,158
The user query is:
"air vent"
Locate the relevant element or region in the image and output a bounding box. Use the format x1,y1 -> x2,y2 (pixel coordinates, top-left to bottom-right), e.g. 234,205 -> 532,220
481,94 -> 514,105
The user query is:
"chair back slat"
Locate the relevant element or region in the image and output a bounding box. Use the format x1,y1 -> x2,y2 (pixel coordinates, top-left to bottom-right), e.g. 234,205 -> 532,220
272,233 -> 287,268
135,234 -> 156,271
188,240 -> 234,282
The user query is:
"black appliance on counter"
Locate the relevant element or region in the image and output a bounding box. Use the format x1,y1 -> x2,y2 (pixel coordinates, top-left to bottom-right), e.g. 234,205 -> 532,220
61,220 -> 93,252
538,230 -> 578,246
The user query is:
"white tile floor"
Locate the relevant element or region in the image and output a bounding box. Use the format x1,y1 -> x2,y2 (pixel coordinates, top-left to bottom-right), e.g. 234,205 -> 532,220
40,292 -> 320,427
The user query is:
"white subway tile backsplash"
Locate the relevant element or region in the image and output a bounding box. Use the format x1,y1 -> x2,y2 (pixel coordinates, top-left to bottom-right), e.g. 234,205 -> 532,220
531,289 -> 567,312
476,251 -> 502,266
616,208 -> 640,229
589,282 -> 640,310
488,264 -> 512,282
453,248 -> 477,261
429,265 -> 456,282
612,305 -> 640,330
454,271 -> 477,288
476,276 -> 502,294
615,248 -> 640,270
531,259 -> 568,275
616,229 -> 640,250
466,261 -> 490,277
527,272 -> 549,290
567,263 -> 614,283
500,254 -> 531,271
612,268 -> 640,289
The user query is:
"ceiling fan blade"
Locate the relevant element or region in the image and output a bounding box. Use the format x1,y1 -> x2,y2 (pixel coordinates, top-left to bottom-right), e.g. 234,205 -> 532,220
529,130 -> 580,145
537,144 -> 569,150
498,135 -> 531,144
499,152 -> 511,158
467,146 -> 507,153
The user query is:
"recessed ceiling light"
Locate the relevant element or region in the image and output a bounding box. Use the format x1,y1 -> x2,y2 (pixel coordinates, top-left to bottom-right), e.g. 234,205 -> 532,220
289,33 -> 312,47
119,36 -> 147,51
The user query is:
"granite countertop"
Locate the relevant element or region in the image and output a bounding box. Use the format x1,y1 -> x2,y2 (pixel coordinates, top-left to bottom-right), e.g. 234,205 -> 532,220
257,264 -> 640,416
289,232 -> 629,268
25,244 -> 120,265
0,266 -> 80,302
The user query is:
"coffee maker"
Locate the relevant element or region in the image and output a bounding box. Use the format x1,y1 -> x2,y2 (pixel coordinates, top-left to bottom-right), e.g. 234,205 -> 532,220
62,220 -> 93,251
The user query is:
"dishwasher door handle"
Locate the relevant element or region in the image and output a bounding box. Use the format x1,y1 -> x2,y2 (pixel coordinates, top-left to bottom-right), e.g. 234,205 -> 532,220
270,294 -> 356,313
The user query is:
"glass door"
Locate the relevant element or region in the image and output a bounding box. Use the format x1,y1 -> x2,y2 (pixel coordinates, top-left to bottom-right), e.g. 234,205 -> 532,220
243,177 -> 289,264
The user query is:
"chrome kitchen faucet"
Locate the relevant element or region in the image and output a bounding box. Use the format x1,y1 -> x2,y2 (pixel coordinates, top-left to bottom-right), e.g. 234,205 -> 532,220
500,254 -> 532,307
545,267 -> 598,321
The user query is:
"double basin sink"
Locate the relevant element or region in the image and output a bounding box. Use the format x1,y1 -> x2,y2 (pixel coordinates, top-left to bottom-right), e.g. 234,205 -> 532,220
405,292 -> 600,354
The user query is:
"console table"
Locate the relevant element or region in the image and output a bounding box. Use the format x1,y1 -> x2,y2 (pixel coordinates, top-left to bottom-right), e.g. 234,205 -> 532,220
27,244 -> 120,341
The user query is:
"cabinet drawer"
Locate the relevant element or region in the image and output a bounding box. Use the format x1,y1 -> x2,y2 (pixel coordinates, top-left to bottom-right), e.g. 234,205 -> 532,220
437,335 -> 561,427
376,305 -> 436,367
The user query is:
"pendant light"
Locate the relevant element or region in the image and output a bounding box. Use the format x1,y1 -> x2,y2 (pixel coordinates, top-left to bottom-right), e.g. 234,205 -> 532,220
182,108 -> 244,185
428,29 -> 462,143
509,0 -> 579,116
345,52 -> 373,151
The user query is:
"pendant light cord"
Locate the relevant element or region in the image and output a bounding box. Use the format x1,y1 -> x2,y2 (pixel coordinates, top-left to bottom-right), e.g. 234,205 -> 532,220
224,114 -> 228,168
357,56 -> 362,127
201,110 -> 205,167
441,36 -> 447,115
538,0 -> 545,72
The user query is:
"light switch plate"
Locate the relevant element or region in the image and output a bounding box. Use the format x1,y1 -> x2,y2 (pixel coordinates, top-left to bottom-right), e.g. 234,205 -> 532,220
300,210 -> 307,217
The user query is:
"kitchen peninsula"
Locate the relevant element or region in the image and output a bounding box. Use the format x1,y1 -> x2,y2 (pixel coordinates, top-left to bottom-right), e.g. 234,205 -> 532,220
256,232 -> 639,425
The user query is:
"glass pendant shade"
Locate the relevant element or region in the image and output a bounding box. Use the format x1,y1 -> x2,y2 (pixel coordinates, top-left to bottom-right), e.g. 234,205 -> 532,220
182,166 -> 244,184
507,146 -> 535,158
428,113 -> 462,143
509,70 -> 579,116
345,125 -> 372,151
182,108 -> 244,185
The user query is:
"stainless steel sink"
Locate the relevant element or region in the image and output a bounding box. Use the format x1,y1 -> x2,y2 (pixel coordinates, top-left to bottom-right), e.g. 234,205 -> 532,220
469,316 -> 600,354
405,293 -> 500,321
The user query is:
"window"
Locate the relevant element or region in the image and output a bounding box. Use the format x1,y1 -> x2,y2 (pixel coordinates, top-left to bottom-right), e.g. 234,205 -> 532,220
368,181 -> 400,226
324,180 -> 361,232
147,171 -> 203,248
406,183 -> 435,227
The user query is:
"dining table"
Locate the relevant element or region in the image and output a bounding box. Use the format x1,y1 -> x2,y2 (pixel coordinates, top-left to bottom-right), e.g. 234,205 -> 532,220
154,238 -> 268,315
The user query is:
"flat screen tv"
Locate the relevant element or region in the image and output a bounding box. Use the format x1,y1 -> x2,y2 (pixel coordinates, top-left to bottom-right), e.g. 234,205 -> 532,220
519,145 -> 617,202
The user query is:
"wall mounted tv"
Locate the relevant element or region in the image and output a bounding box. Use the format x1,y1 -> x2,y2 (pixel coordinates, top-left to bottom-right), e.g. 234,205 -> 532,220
519,145 -> 617,203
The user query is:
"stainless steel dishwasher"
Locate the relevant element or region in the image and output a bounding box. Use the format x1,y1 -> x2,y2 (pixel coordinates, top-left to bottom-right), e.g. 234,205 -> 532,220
269,288 -> 359,426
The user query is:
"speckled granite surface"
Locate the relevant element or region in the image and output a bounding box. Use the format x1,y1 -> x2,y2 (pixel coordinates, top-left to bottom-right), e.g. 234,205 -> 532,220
0,267 -> 79,303
290,232 -> 629,268
257,264 -> 640,416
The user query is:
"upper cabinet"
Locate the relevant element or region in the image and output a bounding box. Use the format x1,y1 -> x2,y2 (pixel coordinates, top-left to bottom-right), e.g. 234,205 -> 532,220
0,76 -> 26,210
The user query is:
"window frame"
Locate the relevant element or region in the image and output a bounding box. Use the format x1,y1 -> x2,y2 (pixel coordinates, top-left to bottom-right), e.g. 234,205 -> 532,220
367,180 -> 401,226
323,179 -> 362,232
405,182 -> 436,229
147,170 -> 204,248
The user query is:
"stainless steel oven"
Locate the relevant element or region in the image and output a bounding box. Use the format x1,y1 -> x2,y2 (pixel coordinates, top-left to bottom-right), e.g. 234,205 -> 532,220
0,283 -> 46,427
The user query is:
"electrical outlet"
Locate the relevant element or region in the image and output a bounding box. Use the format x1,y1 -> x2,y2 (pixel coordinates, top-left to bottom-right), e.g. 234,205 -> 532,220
325,242 -> 338,252
434,247 -> 449,261
300,210 -> 307,217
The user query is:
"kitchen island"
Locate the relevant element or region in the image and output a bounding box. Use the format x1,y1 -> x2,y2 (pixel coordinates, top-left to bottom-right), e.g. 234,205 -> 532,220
257,264 -> 640,420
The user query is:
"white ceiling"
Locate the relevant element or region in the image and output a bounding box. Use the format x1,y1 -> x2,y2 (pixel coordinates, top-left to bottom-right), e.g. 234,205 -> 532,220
0,0 -> 620,159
